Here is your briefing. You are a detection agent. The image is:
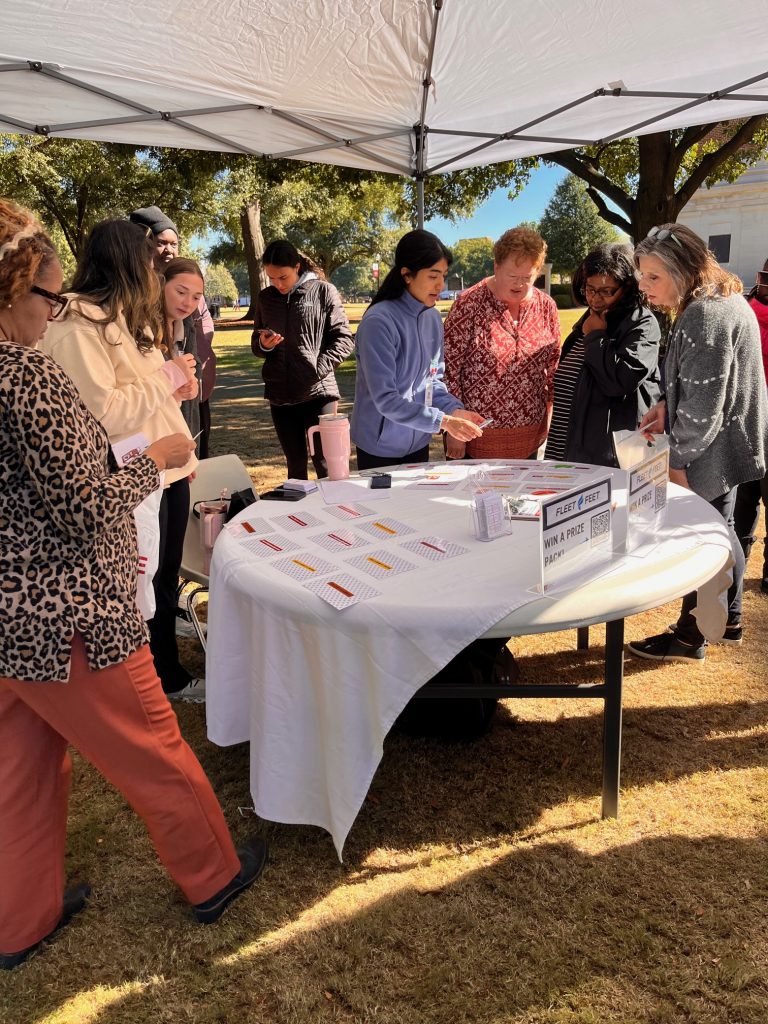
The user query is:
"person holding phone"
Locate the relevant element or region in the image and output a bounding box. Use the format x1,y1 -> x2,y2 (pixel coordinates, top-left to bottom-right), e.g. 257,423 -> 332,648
251,240 -> 354,479
351,229 -> 484,469
443,226 -> 560,460
39,220 -> 203,702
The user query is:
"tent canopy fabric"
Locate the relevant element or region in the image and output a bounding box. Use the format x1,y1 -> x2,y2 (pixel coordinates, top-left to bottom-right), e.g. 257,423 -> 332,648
2,0 -> 768,178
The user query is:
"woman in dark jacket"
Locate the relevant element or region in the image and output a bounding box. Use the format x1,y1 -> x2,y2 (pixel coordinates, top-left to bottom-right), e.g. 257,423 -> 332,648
545,243 -> 661,466
251,240 -> 354,479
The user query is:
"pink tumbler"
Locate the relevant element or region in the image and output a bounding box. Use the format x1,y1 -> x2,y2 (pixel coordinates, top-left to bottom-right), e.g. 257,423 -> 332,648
307,413 -> 351,481
198,499 -> 228,573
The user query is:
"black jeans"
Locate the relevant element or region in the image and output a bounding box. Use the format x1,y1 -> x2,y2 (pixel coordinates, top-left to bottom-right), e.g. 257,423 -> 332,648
733,471 -> 768,577
675,486 -> 744,645
148,476 -> 192,693
270,397 -> 337,479
355,443 -> 431,471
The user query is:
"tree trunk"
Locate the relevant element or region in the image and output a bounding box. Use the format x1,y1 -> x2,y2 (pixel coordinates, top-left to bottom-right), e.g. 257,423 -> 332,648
240,200 -> 269,320
631,133 -> 685,242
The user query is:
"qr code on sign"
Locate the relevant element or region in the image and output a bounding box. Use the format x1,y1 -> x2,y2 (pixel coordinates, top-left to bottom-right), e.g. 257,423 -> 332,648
653,482 -> 667,512
590,510 -> 610,542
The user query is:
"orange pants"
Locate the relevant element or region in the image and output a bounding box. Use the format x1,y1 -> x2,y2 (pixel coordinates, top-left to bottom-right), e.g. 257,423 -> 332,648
0,635 -> 240,954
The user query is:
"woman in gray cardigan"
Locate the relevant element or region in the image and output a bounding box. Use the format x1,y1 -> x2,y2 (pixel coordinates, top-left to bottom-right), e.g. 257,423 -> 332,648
628,223 -> 768,662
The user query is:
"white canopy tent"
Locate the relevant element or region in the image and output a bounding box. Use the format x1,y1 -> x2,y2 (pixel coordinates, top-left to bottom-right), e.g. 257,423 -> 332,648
2,0 -> 768,222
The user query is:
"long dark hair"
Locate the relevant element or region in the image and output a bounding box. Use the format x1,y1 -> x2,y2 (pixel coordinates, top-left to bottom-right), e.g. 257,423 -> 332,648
571,243 -> 640,309
370,229 -> 452,306
262,239 -> 324,279
69,220 -> 162,351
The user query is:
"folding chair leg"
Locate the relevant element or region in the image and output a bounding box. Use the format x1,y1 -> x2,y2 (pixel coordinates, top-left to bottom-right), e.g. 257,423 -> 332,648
185,585 -> 209,652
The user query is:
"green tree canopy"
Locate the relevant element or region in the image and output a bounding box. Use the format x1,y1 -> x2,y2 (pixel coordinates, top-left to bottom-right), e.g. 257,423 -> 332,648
203,263 -> 238,304
546,118 -> 768,240
539,175 -> 619,276
0,135 -> 222,259
448,237 -> 494,288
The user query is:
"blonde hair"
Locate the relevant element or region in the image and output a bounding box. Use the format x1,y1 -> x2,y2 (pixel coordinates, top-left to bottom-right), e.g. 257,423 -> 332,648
633,223 -> 743,312
0,199 -> 58,306
493,227 -> 547,271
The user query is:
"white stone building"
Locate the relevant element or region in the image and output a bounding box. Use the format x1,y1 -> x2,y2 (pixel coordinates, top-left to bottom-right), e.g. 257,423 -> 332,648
678,159 -> 768,287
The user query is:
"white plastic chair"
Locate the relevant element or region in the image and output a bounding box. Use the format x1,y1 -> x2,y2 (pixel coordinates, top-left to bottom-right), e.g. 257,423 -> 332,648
179,454 -> 257,650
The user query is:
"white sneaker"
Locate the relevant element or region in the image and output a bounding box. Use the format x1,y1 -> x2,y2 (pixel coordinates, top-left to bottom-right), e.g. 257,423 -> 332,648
167,678 -> 206,703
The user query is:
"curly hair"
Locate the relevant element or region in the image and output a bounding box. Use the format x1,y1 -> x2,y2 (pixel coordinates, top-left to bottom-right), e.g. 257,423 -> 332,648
633,223 -> 742,312
0,199 -> 58,307
493,227 -> 547,271
571,243 -> 641,308
69,220 -> 163,352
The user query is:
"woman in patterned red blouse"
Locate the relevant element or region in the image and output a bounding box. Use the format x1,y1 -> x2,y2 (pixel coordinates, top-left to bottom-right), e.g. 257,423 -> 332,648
443,227 -> 560,459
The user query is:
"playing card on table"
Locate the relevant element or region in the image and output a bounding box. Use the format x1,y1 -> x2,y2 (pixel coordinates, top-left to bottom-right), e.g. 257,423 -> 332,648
309,528 -> 369,553
345,549 -> 418,580
271,552 -> 336,580
239,533 -> 301,558
400,535 -> 469,561
325,502 -> 377,521
227,517 -> 275,540
358,517 -> 415,540
272,511 -> 324,531
302,572 -> 381,611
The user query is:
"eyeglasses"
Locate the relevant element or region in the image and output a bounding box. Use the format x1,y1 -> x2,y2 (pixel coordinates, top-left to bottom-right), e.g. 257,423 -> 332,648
584,284 -> 623,300
756,271 -> 768,287
646,226 -> 684,250
499,270 -> 537,286
30,285 -> 68,318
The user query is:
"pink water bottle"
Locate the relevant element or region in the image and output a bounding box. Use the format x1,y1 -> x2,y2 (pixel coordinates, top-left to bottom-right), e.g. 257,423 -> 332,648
198,491 -> 228,572
307,413 -> 351,481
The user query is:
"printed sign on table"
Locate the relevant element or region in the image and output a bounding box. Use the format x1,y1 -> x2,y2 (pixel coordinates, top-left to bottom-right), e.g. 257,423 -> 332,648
626,445 -> 669,551
539,475 -> 614,591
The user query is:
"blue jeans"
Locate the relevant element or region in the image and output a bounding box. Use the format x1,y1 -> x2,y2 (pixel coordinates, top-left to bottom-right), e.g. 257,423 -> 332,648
675,487 -> 744,645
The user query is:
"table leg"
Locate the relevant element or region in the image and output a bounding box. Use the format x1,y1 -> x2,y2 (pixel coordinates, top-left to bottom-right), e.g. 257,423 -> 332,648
576,626 -> 590,650
601,617 -> 624,818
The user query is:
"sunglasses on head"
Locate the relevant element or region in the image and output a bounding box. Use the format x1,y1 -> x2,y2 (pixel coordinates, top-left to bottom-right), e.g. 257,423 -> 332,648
646,226 -> 684,250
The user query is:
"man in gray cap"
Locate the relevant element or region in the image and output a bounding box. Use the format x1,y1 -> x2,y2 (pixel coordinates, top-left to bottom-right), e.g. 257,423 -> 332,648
129,205 -> 181,271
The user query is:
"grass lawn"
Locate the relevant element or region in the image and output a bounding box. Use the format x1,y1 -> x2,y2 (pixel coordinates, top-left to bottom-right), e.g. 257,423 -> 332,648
3,304 -> 767,1023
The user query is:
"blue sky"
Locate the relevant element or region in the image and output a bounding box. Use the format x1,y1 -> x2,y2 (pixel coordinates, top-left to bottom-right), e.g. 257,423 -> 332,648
424,164 -> 567,243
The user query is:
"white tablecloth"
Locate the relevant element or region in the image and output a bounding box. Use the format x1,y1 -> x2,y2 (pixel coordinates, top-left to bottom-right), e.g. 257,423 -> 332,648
205,467 -> 732,858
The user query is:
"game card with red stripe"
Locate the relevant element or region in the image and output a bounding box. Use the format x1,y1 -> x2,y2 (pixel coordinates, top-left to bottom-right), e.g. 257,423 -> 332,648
400,535 -> 469,561
239,533 -> 301,558
302,572 -> 381,610
272,511 -> 324,531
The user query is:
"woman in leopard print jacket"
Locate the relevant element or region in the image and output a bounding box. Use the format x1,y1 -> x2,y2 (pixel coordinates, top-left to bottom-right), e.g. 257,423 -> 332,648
0,201 -> 266,970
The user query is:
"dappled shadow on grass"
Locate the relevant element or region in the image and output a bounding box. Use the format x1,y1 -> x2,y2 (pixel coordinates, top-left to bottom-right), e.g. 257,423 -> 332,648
7,829 -> 767,1024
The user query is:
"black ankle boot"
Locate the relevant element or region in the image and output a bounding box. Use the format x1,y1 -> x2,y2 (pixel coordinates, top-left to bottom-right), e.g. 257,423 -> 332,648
0,884 -> 91,970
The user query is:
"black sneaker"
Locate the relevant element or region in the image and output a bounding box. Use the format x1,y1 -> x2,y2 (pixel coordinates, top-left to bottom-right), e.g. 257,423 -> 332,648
193,836 -> 268,924
720,623 -> 743,646
0,883 -> 91,970
627,631 -> 706,662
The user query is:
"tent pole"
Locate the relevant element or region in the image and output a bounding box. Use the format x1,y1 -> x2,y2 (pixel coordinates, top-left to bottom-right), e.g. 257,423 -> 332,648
417,179 -> 425,229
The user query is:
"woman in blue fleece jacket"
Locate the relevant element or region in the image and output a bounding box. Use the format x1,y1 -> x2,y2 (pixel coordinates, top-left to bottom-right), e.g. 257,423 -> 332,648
351,230 -> 484,469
